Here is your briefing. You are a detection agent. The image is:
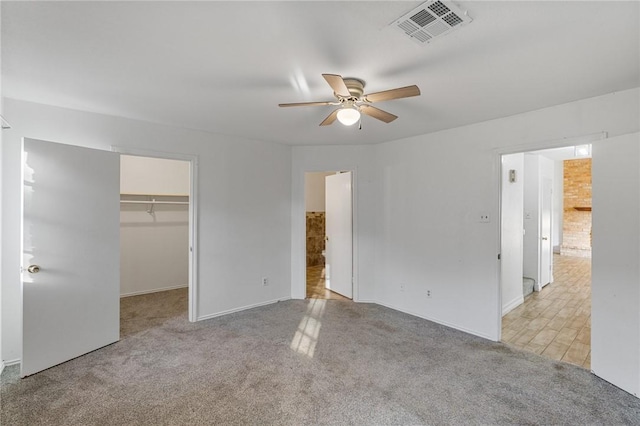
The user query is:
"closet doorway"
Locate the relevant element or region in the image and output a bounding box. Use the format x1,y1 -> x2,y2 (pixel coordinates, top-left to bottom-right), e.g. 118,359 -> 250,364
115,148 -> 198,323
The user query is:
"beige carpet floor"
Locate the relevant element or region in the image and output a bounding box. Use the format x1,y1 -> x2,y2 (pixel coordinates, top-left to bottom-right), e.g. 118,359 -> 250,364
2,288 -> 639,425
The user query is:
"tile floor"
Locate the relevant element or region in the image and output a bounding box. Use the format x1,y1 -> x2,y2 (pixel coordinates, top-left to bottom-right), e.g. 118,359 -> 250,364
502,254 -> 591,369
306,264 -> 350,300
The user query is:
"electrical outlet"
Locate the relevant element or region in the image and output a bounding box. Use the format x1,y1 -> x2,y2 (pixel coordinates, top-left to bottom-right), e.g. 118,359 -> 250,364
426,290 -> 432,298
479,212 -> 490,223
262,277 -> 268,286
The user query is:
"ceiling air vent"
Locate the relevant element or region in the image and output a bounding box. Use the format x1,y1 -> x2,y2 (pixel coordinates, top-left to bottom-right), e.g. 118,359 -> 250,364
391,0 -> 472,46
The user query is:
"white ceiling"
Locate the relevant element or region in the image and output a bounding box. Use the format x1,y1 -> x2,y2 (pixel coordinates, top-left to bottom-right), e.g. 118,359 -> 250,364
2,1 -> 639,146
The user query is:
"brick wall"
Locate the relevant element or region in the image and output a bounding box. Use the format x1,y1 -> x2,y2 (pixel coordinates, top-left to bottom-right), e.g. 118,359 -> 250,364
561,158 -> 592,257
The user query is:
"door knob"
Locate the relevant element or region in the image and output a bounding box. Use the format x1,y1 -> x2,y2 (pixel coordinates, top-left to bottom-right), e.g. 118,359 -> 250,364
27,265 -> 41,274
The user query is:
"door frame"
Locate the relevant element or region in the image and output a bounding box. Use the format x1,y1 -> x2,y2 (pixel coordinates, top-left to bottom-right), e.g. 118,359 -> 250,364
297,168 -> 358,301
112,146 -> 199,322
494,132 -> 605,340
539,176 -> 553,290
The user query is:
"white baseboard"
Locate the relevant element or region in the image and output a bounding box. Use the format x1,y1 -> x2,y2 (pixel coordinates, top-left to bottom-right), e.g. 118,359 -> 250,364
197,297 -> 291,322
537,281 -> 551,292
121,284 -> 188,298
2,358 -> 20,374
502,295 -> 524,316
374,300 -> 497,341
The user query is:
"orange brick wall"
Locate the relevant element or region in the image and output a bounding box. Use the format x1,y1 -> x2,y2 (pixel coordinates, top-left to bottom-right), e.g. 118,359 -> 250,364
561,158 -> 592,257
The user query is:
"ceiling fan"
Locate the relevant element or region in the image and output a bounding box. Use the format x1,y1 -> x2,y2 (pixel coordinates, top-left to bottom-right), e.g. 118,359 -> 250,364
279,74 -> 421,127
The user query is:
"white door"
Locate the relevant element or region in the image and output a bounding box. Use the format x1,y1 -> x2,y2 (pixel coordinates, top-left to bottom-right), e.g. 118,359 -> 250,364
325,172 -> 353,299
539,177 -> 553,287
22,138 -> 120,377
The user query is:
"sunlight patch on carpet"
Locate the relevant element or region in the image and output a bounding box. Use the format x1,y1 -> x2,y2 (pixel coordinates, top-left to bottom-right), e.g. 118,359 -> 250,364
290,299 -> 326,357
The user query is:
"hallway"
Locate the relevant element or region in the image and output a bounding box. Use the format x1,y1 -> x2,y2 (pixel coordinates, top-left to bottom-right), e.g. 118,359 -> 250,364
502,255 -> 591,369
306,265 -> 350,300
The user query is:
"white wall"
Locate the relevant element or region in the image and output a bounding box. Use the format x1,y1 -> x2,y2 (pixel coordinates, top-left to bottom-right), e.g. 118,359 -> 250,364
304,171 -> 332,212
120,156 -> 189,297
121,155 -> 189,196
0,19 -> 4,370
1,99 -> 292,363
500,153 -> 524,315
366,88 -> 638,342
552,160 -> 564,252
592,131 -> 640,397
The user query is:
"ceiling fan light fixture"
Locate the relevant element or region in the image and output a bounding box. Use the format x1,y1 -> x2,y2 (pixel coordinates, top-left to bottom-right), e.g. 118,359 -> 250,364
336,107 -> 360,126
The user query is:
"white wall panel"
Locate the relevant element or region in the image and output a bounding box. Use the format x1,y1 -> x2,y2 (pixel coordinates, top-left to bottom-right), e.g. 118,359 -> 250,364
120,155 -> 189,196
370,88 -> 638,341
501,153 -> 524,315
592,132 -> 640,397
2,99 -> 292,362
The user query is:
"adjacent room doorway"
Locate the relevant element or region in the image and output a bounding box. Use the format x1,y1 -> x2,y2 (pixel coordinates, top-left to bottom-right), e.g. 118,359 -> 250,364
499,137 -> 596,369
304,171 -> 353,300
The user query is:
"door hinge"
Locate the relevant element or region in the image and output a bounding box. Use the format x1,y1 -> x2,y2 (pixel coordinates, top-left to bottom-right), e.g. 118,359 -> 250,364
497,253 -> 501,260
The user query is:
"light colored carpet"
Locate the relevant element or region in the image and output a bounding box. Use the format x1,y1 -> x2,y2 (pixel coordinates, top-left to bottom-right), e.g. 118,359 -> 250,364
2,288 -> 639,425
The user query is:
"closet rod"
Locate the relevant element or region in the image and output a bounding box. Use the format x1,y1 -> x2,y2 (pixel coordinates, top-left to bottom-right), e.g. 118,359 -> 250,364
120,200 -> 189,205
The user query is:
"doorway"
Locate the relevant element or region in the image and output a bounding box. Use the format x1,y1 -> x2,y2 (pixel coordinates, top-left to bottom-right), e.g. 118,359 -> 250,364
304,171 -> 353,300
20,140 -> 197,377
500,142 -> 593,368
114,148 -> 199,322
119,155 -> 192,331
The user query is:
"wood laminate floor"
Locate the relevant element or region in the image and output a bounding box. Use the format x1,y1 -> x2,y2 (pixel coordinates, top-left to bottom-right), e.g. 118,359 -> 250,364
502,254 -> 591,369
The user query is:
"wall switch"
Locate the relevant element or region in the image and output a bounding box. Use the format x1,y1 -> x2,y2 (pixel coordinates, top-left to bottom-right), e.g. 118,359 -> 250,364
262,277 -> 268,286
426,290 -> 432,298
479,213 -> 490,223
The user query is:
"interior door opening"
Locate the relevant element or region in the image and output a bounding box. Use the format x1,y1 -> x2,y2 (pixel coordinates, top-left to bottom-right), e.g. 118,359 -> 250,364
304,171 -> 353,300
20,141 -> 199,377
500,144 -> 593,369
119,155 -> 192,330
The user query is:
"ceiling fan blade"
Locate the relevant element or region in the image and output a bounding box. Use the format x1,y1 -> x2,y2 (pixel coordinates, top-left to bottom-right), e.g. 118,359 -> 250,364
322,74 -> 351,97
279,101 -> 335,107
319,109 -> 339,126
364,85 -> 421,103
360,105 -> 398,123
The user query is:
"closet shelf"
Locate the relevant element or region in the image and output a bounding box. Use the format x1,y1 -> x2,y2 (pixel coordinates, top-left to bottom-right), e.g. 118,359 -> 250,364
120,200 -> 188,205
120,194 -> 189,214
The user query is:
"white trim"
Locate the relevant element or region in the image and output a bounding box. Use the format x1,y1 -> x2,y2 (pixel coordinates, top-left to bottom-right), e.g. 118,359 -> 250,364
494,132 -> 608,156
4,358 -> 20,367
120,284 -> 188,298
536,281 -> 551,292
111,146 -> 199,322
375,300 -> 497,341
0,361 -> 4,375
502,296 -> 524,316
196,298 -> 291,322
